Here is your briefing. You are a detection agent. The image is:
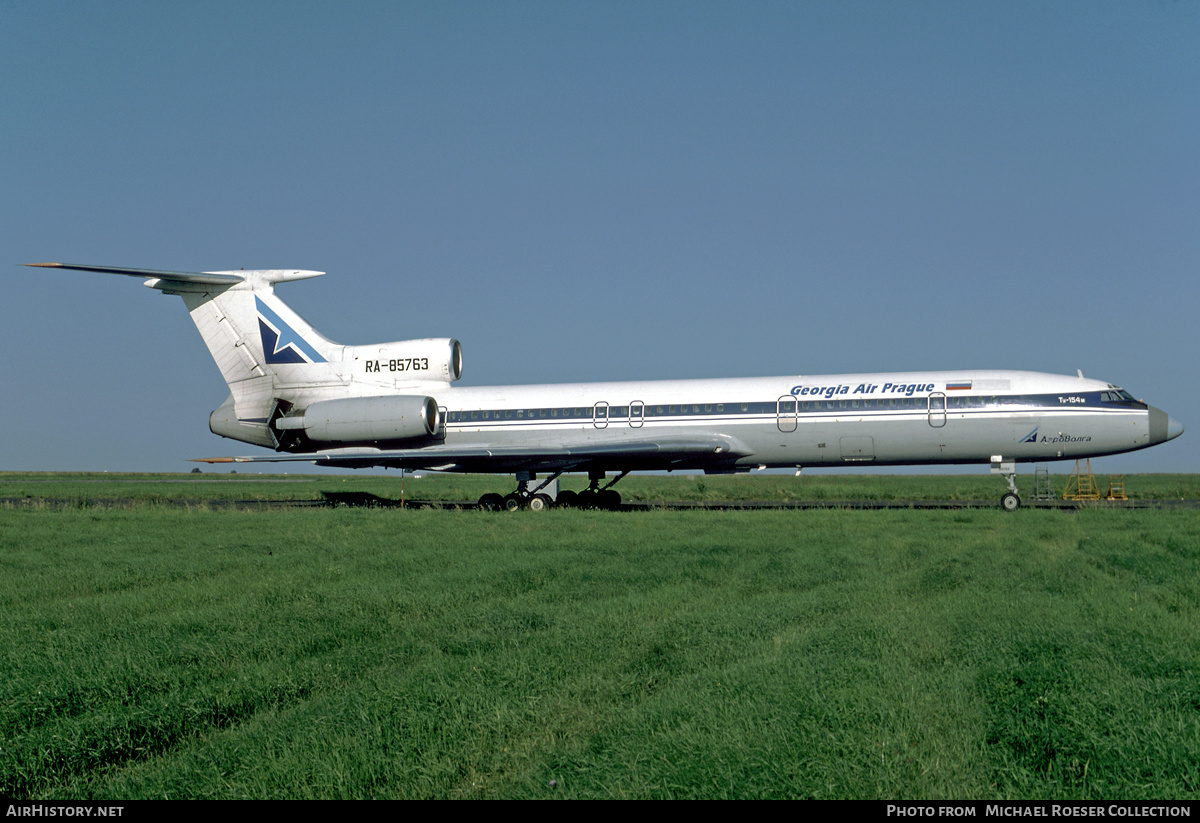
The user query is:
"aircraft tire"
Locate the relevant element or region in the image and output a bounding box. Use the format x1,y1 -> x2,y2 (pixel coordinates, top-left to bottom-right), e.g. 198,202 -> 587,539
478,492 -> 503,511
599,489 -> 621,510
556,489 -> 577,508
503,493 -> 525,511
1001,492 -> 1021,512
528,493 -> 553,512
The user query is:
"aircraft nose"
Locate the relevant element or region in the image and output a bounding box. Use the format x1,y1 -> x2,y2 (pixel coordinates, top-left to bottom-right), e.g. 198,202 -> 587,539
1148,406 -> 1183,445
1167,415 -> 1184,441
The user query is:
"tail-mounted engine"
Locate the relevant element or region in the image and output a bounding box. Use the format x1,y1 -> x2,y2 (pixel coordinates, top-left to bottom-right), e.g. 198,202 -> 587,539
272,395 -> 442,449
349,338 -> 463,384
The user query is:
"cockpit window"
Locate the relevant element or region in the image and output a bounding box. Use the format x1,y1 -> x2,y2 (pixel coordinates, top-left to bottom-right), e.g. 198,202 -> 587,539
1102,389 -> 1140,403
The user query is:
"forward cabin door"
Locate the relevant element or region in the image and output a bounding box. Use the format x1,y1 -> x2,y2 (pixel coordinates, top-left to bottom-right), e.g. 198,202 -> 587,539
928,392 -> 947,428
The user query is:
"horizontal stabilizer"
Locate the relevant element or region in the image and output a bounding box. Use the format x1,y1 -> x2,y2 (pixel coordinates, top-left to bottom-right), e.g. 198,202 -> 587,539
26,263 -> 326,292
25,262 -> 245,286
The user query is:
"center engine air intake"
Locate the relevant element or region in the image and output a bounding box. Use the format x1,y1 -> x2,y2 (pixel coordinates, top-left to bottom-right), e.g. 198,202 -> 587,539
274,395 -> 441,444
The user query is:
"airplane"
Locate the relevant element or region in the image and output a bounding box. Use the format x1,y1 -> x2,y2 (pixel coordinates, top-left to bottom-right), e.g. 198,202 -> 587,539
28,262 -> 1183,511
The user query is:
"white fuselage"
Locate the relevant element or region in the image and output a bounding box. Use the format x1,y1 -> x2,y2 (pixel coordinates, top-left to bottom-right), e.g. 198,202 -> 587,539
278,369 -> 1175,471
34,264 -> 1180,481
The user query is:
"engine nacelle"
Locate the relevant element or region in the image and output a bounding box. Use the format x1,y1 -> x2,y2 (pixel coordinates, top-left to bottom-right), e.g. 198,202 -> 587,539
347,338 -> 463,383
275,395 -> 441,444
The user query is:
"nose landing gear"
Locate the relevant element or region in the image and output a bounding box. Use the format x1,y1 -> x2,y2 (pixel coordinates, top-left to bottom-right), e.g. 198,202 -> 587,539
992,457 -> 1021,511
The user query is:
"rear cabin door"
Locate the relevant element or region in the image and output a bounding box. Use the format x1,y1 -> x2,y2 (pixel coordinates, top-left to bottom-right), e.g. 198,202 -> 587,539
777,395 -> 798,432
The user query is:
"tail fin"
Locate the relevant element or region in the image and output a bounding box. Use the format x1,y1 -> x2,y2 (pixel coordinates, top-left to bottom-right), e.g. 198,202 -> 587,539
27,263 -> 338,447
31,262 -> 463,450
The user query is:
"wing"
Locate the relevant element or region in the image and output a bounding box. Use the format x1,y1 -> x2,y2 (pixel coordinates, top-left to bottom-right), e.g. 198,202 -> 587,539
194,435 -> 752,473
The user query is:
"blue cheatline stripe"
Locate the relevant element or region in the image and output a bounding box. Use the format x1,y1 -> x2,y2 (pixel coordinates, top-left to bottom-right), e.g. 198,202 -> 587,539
255,297 -> 327,363
444,401 -> 1137,428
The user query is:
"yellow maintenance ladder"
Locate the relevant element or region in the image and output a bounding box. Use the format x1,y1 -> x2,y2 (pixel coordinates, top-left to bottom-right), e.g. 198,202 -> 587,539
1062,459 -> 1102,501
1106,475 -> 1128,501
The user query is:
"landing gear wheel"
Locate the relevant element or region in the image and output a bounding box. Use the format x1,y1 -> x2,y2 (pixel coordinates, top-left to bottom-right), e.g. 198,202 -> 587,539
503,493 -> 525,511
576,489 -> 599,509
598,489 -> 622,510
1001,492 -> 1021,512
556,489 -> 577,508
478,493 -> 503,511
528,493 -> 553,512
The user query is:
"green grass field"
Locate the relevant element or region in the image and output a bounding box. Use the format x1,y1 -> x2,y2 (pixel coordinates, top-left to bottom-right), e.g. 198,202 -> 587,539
2,474 -> 1198,799
3,470 -> 1198,505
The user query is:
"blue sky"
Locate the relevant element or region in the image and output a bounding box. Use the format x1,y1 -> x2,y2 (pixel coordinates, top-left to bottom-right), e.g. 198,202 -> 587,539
2,1 -> 1196,475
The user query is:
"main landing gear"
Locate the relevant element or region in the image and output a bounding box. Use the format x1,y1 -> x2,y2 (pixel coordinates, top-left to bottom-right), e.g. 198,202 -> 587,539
477,470 -> 555,512
992,457 -> 1021,511
566,470 -> 628,510
477,469 -> 628,511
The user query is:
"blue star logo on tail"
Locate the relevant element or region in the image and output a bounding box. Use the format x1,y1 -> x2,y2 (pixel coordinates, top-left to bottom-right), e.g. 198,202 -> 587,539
256,297 -> 326,364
